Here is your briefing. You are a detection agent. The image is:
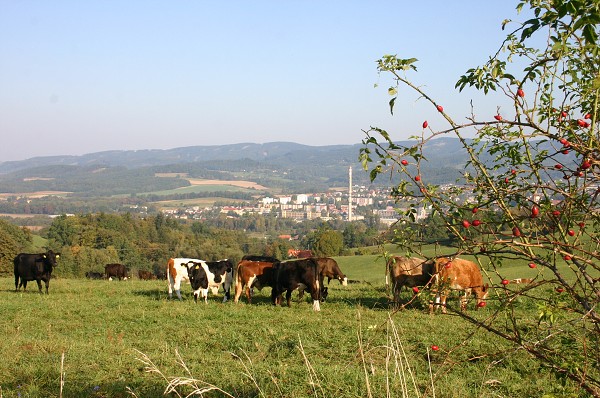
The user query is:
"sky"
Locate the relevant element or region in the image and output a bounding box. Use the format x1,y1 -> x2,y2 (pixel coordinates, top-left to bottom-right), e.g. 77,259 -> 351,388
0,1 -> 530,162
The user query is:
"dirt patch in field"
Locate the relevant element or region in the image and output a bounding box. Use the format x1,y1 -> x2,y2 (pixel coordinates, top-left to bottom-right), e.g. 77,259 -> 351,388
187,179 -> 268,190
0,191 -> 71,199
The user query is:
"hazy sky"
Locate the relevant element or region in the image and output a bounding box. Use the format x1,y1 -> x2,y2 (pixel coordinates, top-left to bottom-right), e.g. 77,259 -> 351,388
0,1 -> 527,162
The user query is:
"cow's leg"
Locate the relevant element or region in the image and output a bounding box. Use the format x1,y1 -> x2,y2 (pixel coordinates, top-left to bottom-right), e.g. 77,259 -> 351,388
441,293 -> 448,314
202,289 -> 209,304
14,274 -> 19,291
286,290 -> 292,307
244,285 -> 252,304
36,279 -> 43,293
44,280 -> 50,294
310,286 -> 321,311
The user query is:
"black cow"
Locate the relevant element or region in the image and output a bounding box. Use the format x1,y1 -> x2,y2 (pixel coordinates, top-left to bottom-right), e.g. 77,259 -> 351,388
187,259 -> 234,303
105,263 -> 128,280
272,258 -> 321,311
14,250 -> 60,294
85,271 -> 104,280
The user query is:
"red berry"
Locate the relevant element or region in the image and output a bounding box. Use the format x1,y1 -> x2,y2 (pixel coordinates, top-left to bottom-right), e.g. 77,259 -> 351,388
564,255 -> 572,261
477,301 -> 486,308
517,88 -> 525,98
472,219 -> 481,227
561,111 -> 568,118
559,138 -> 568,145
584,113 -> 592,119
462,220 -> 471,228
556,287 -> 564,293
501,279 -> 509,285
578,222 -> 585,228
552,210 -> 561,217
561,149 -> 569,155
436,105 -> 444,112
568,230 -> 575,236
512,226 -> 521,237
422,120 -> 428,128
472,207 -> 479,214
577,119 -> 588,127
401,159 -> 408,166
531,206 -> 539,218
528,262 -> 537,268
494,115 -> 502,121
511,169 -> 517,175
581,160 -> 591,170
415,175 -> 421,181
412,286 -> 419,293
445,262 -> 452,269
431,345 -> 439,351
555,164 -> 563,170
504,177 -> 510,183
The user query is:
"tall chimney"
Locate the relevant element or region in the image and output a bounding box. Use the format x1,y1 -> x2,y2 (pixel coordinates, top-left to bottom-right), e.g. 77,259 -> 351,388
348,166 -> 352,221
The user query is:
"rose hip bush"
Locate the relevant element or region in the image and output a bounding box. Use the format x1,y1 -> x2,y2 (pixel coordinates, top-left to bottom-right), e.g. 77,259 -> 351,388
361,0 -> 599,395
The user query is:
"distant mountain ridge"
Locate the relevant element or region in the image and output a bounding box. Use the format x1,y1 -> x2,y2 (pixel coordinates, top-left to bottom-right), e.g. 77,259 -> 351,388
0,139 -> 467,174
0,139 -> 477,195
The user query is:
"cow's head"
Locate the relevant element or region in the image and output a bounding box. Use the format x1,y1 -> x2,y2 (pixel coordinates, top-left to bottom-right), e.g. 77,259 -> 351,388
187,262 -> 208,291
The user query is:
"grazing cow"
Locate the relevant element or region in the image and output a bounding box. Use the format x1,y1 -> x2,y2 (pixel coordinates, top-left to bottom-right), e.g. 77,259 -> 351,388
187,259 -> 234,303
105,263 -> 128,281
234,259 -> 279,304
14,250 -> 60,294
387,256 -> 435,305
298,257 -> 347,301
430,257 -> 489,314
138,270 -> 157,280
85,271 -> 104,280
272,258 -> 321,311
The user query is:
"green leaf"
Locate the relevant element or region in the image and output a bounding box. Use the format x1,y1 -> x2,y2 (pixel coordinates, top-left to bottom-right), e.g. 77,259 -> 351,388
389,97 -> 396,115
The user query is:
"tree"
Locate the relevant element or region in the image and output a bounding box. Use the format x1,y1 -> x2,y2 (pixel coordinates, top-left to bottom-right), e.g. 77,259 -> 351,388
361,1 -> 599,395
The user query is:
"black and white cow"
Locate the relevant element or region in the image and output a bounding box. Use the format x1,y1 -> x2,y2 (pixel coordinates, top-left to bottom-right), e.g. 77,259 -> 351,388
14,250 -> 60,294
272,258 -> 321,311
167,257 -> 233,302
187,259 -> 234,303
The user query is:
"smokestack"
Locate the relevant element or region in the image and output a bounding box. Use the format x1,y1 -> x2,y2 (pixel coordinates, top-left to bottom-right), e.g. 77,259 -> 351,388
348,166 -> 352,221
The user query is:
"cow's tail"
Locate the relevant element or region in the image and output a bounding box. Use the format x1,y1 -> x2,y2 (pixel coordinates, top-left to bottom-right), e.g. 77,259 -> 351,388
233,263 -> 243,303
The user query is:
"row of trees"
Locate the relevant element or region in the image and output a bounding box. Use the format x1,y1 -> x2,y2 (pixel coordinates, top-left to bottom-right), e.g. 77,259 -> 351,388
0,211 -> 382,277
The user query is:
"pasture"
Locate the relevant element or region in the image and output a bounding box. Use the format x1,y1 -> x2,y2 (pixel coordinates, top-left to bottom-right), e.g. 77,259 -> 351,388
0,254 -> 583,397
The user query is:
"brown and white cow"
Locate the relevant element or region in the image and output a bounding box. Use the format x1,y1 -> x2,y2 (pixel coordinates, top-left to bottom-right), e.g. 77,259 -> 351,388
387,256 -> 435,305
234,259 -> 279,304
429,257 -> 489,314
167,258 -> 197,300
272,258 -> 321,311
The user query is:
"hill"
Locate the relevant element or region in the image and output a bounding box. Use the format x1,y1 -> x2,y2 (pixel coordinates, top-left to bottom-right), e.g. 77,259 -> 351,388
0,139 -> 472,196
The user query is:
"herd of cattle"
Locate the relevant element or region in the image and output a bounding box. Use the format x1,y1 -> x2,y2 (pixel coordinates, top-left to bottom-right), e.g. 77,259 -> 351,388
12,249 -> 502,313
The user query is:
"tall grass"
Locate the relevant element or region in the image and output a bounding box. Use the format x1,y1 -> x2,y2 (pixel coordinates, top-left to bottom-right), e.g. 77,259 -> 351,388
0,254 -> 584,397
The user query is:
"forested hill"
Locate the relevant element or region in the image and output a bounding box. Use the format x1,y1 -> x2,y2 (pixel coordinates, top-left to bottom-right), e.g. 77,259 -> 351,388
0,138 -> 494,194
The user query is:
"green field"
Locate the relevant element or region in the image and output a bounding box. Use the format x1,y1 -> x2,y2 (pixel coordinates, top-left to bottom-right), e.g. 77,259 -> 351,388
0,255 -> 585,397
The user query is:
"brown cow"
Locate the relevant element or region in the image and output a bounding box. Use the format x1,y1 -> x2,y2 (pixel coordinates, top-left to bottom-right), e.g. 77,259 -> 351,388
430,257 -> 489,314
234,259 -> 279,304
272,258 -> 321,311
387,256 -> 435,305
298,257 -> 347,301
138,270 -> 157,280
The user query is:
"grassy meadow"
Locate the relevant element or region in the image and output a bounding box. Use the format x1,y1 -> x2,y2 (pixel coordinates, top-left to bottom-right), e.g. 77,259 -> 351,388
0,254 -> 584,397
